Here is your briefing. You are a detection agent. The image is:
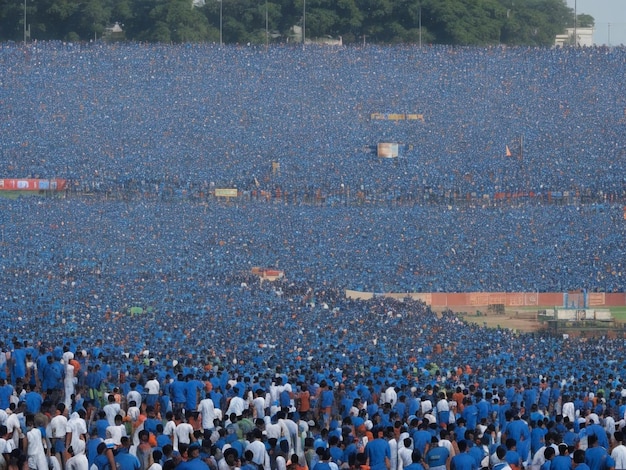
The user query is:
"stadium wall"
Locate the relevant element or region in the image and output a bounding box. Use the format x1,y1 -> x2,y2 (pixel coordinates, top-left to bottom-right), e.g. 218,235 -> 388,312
344,290 -> 626,308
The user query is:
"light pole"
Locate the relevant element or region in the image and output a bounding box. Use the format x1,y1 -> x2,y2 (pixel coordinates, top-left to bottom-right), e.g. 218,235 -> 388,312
302,0 -> 306,48
418,4 -> 422,48
574,0 -> 577,46
23,0 -> 27,43
219,0 -> 223,46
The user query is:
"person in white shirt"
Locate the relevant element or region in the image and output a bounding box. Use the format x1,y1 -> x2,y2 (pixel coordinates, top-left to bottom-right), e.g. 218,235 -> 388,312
226,394 -> 246,418
611,431 -> 626,470
48,403 -> 69,469
144,375 -> 161,408
218,447 -> 241,470
173,412 -> 195,452
162,411 -> 176,447
199,394 -> 218,432
562,396 -> 576,424
66,438 -> 89,470
398,437 -> 414,470
5,404 -> 24,450
127,383 -> 143,409
148,449 -> 163,470
105,414 -> 127,446
247,428 -> 270,470
264,417 -> 282,441
252,389 -> 267,419
384,384 -> 398,407
25,413 -> 48,470
66,410 -> 88,451
529,432 -> 558,470
64,360 -> 76,412
103,395 -> 121,427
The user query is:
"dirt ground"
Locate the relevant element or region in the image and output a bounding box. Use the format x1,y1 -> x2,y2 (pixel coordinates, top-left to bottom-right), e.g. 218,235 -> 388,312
463,313 -> 542,332
433,307 -> 544,333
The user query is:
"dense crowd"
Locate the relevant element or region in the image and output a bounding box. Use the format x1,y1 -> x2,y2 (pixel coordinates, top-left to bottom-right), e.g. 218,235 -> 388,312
0,42 -> 625,198
1,197 -> 625,297
0,41 -> 625,470
0,289 -> 626,470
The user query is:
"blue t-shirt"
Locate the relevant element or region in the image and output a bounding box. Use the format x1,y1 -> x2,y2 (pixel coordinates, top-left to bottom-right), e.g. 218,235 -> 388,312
366,438 -> 391,470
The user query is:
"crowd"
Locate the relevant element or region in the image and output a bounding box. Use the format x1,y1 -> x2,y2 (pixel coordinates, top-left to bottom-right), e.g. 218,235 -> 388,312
0,291 -> 625,470
0,42 -> 625,199
0,40 -> 625,470
0,197 -> 624,296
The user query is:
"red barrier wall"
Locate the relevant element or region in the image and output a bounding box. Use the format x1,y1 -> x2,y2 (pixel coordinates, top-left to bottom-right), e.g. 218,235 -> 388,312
344,290 -> 626,308
0,178 -> 67,191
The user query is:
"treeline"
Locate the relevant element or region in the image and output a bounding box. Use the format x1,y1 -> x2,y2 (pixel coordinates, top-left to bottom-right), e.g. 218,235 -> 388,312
0,0 -> 593,45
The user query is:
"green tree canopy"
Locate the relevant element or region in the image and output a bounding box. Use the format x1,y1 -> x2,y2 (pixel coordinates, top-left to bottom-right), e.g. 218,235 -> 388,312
0,0 -> 593,46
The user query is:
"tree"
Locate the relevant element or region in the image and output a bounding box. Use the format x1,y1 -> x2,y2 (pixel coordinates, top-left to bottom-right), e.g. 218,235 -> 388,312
80,0 -> 113,40
576,13 -> 594,28
165,0 -> 210,42
420,0 -> 506,45
0,0 -> 590,45
500,0 -> 574,46
0,0 -> 25,41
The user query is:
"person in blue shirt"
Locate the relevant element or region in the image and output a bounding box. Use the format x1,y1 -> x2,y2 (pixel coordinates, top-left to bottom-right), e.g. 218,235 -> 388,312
411,421 -> 432,456
86,428 -> 104,468
574,450 -> 592,470
551,444 -> 573,470
92,441 -> 117,470
425,436 -> 450,470
563,422 -> 579,449
92,410 -> 109,440
177,442 -> 210,470
394,395 -> 408,423
585,435 -> 615,470
540,446 -> 556,470
451,440 -> 477,470
170,374 -> 187,413
365,427 -> 391,470
328,435 -> 344,465
184,375 -> 204,412
586,419 -> 610,451
530,420 -> 547,457
462,400 -> 478,433
11,342 -> 27,385
24,383 -> 43,414
41,355 -> 64,404
115,436 -> 141,470
404,450 -> 426,470
504,438 -> 522,470
476,392 -> 490,422
319,381 -> 335,431
0,380 -> 14,410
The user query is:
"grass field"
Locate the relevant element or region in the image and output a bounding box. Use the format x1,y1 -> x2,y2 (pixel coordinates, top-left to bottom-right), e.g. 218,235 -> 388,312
0,191 -> 56,199
611,307 -> 626,322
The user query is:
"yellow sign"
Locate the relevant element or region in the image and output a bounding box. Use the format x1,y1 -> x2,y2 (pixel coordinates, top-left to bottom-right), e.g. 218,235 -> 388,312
214,188 -> 238,197
371,113 -> 424,122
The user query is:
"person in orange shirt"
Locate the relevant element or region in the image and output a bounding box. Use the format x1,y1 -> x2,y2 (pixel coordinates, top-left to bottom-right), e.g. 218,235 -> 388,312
452,387 -> 465,414
297,382 -> 311,420
289,454 -> 308,470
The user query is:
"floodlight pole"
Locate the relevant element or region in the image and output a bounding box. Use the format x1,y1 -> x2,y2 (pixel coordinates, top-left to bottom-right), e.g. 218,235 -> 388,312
219,0 -> 223,47
574,0 -> 577,46
23,0 -> 27,43
419,5 -> 422,48
302,0 -> 306,48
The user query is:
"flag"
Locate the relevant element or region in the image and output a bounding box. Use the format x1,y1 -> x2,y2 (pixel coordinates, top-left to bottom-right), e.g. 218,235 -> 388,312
505,145 -> 512,157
